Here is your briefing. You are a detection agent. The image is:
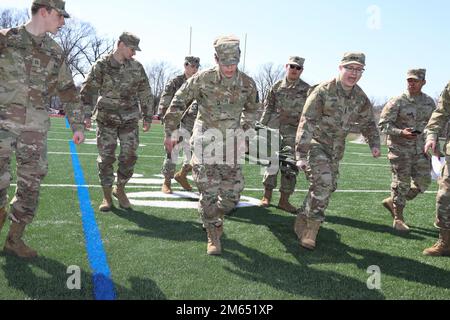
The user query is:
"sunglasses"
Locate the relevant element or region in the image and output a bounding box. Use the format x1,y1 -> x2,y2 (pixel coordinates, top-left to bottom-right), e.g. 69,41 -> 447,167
289,64 -> 303,71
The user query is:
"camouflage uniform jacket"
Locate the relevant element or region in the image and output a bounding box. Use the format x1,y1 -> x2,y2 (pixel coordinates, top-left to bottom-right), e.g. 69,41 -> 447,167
0,25 -> 84,133
296,78 -> 380,161
80,53 -> 154,125
260,77 -> 310,137
158,73 -> 187,117
425,82 -> 450,155
379,92 -> 436,156
164,67 -> 259,163
159,73 -> 198,123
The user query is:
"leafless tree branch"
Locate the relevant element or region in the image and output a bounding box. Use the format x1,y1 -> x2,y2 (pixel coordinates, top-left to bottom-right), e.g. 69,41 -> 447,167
253,63 -> 284,102
145,62 -> 180,105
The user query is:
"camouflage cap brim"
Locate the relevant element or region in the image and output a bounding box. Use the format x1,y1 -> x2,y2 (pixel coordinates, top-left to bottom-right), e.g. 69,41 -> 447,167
214,35 -> 241,66
340,60 -> 365,67
407,75 -> 421,80
340,52 -> 366,67
33,0 -> 70,18
57,9 -> 70,18
289,62 -> 302,67
185,56 -> 201,68
219,57 -> 240,66
119,32 -> 141,51
407,69 -> 426,81
288,56 -> 305,67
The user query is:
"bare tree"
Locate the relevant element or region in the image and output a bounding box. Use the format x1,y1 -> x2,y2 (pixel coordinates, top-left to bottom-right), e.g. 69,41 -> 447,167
253,63 -> 284,103
145,61 -> 180,106
0,8 -> 28,28
82,34 -> 115,67
53,19 -> 114,79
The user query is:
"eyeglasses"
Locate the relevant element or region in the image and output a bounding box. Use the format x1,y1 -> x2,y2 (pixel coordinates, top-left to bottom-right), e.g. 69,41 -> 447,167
343,66 -> 365,74
289,64 -> 303,71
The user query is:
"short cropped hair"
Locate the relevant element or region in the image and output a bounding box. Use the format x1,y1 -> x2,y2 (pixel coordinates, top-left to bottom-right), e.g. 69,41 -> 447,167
31,3 -> 53,16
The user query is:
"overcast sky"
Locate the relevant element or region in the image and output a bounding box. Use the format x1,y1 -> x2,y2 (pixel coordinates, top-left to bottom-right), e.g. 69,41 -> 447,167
2,0 -> 449,102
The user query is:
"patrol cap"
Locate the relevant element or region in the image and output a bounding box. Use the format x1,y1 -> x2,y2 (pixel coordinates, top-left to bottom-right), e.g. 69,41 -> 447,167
340,52 -> 366,67
185,56 -> 201,68
214,35 -> 241,66
32,0 -> 70,18
288,56 -> 305,68
407,69 -> 426,81
119,32 -> 141,51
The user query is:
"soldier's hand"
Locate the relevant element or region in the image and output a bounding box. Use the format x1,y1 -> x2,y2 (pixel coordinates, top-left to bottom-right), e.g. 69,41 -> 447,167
143,121 -> 151,132
401,128 -> 418,140
424,140 -> 439,157
73,131 -> 85,145
84,118 -> 92,130
371,147 -> 381,158
164,137 -> 177,154
296,159 -> 308,172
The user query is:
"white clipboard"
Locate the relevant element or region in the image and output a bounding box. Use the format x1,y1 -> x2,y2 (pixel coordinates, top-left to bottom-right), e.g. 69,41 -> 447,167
431,156 -> 446,181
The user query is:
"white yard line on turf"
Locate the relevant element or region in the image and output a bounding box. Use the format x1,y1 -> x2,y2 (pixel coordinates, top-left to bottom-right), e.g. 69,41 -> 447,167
10,183 -> 437,194
48,152 -> 164,158
47,151 -> 388,166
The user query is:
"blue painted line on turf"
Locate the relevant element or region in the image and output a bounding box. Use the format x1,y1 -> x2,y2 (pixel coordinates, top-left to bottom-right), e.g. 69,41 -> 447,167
69,141 -> 116,300
65,117 -> 70,129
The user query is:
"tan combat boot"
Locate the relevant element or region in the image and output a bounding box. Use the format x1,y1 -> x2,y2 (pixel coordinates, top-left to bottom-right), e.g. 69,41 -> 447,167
206,224 -> 223,256
174,165 -> 193,191
260,188 -> 273,208
301,218 -> 322,250
99,187 -> 113,212
393,207 -> 410,233
0,207 -> 6,235
294,214 -> 307,241
4,221 -> 37,259
162,178 -> 173,194
423,229 -> 450,257
278,192 -> 297,214
113,184 -> 131,209
382,197 -> 395,219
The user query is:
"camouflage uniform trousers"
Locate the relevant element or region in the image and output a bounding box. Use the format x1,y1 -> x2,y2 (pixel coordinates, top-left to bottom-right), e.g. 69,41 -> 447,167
96,120 -> 139,187
435,160 -> 450,230
299,144 -> 339,222
263,134 -> 298,194
0,128 -> 48,224
389,150 -> 431,209
161,112 -> 196,179
192,164 -> 244,227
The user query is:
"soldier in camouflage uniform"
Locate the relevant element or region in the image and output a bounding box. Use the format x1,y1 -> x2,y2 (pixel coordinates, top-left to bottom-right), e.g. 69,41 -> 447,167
158,56 -> 200,194
259,56 -> 310,213
164,36 -> 259,256
423,82 -> 450,256
295,52 -> 381,251
81,32 -> 154,212
0,0 -> 85,258
379,69 -> 435,233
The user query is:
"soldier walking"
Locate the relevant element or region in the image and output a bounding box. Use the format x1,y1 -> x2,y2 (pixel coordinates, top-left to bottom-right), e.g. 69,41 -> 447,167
164,36 -> 259,255
0,0 -> 85,258
423,81 -> 450,256
259,56 -> 310,213
379,69 -> 436,232
158,56 -> 200,194
81,32 -> 154,212
295,52 -> 381,251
